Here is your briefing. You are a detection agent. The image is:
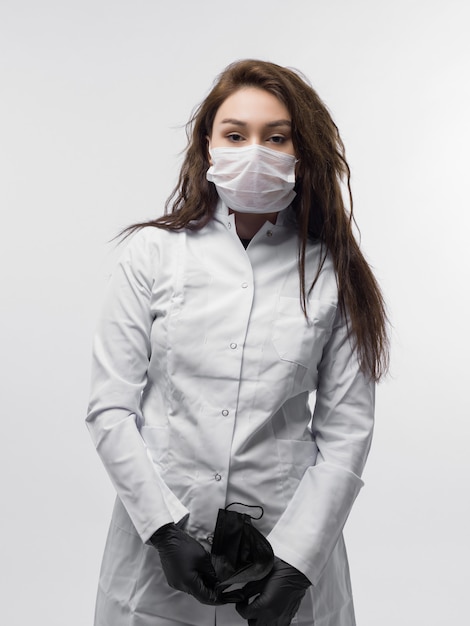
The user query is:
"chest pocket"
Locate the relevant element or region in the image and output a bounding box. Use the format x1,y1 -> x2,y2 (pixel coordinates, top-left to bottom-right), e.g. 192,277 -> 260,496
271,296 -> 336,368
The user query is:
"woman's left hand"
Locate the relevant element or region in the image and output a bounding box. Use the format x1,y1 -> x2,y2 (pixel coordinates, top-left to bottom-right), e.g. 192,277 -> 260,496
235,556 -> 311,625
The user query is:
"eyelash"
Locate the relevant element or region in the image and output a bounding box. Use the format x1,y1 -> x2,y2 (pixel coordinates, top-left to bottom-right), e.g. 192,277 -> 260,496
226,133 -> 287,144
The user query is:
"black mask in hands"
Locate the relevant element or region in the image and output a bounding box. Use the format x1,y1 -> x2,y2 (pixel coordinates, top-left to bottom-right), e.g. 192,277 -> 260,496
210,503 -> 275,604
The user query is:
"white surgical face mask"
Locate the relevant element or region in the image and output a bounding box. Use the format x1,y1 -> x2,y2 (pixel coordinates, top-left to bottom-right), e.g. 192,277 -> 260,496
206,144 -> 297,214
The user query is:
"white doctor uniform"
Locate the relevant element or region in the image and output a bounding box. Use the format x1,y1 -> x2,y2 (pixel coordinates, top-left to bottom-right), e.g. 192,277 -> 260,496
86,201 -> 375,626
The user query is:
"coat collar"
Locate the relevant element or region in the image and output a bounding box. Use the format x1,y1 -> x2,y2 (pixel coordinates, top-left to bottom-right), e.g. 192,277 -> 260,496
213,198 -> 293,230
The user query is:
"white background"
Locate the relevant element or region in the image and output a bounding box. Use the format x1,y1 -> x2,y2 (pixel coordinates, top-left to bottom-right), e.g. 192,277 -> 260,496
1,1 -> 469,624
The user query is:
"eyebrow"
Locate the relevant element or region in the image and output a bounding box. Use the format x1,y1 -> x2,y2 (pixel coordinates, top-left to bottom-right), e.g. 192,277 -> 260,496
220,118 -> 292,128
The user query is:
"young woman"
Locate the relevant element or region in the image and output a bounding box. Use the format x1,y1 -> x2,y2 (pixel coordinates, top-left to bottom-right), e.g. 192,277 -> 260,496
86,59 -> 388,626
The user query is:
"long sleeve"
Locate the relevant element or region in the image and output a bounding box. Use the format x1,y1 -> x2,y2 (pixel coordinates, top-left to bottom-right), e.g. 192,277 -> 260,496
86,230 -> 189,542
267,306 -> 375,585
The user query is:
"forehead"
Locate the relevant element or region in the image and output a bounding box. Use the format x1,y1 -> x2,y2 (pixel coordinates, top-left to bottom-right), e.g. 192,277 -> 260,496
213,87 -> 290,125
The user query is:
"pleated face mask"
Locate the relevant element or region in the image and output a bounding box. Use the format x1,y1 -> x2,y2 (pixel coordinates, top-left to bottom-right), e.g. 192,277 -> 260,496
206,144 -> 297,214
211,503 -> 274,603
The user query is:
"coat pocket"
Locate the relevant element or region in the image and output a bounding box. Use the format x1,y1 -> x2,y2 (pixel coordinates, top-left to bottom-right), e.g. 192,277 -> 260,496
272,297 -> 336,368
276,439 -> 319,498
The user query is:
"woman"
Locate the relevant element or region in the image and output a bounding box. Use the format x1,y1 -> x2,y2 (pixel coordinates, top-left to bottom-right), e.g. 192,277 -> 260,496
86,59 -> 388,626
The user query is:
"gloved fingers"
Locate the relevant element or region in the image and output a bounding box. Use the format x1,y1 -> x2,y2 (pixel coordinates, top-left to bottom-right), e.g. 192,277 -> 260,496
198,552 -> 219,585
246,617 -> 292,626
238,578 -> 266,600
188,574 -> 223,605
236,597 -> 262,620
246,619 -> 286,626
236,595 -> 298,625
185,538 -> 220,588
216,586 -> 250,604
200,571 -> 218,589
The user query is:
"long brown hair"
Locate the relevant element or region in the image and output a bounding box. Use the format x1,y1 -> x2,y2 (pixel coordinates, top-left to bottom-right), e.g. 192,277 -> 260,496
124,59 -> 389,381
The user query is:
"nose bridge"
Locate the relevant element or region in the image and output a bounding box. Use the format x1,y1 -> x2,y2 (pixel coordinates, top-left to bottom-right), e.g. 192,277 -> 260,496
242,120 -> 264,146
247,132 -> 263,146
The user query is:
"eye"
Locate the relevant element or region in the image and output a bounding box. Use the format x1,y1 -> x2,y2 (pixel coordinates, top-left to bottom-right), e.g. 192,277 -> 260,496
268,135 -> 286,144
227,133 -> 244,143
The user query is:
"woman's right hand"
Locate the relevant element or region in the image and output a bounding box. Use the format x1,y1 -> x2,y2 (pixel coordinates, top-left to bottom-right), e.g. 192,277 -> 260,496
150,523 -> 221,605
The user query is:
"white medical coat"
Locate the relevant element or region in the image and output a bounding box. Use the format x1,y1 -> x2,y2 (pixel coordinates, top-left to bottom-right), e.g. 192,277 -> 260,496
86,201 -> 375,626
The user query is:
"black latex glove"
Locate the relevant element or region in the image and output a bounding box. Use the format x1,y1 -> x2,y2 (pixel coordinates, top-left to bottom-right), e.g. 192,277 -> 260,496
150,523 -> 221,605
236,556 -> 311,626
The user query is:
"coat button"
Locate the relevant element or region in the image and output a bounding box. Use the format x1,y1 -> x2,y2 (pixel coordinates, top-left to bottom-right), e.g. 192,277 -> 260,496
266,230 -> 273,237
221,409 -> 229,416
241,282 -> 248,288
214,473 -> 222,481
230,343 -> 237,349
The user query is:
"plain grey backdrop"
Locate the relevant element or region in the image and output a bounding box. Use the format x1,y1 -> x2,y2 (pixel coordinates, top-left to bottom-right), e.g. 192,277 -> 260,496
1,1 -> 469,624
